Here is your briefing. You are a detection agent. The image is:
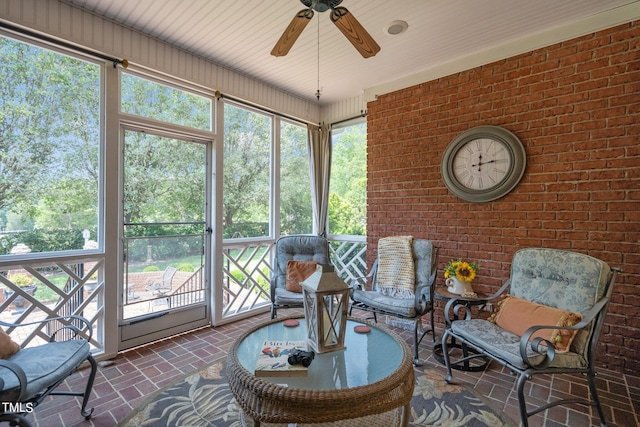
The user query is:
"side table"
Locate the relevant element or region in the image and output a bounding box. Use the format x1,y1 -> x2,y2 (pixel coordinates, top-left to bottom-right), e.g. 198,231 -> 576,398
433,287 -> 489,371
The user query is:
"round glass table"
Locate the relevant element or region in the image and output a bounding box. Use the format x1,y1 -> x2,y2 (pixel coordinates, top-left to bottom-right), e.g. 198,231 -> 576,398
227,315 -> 414,427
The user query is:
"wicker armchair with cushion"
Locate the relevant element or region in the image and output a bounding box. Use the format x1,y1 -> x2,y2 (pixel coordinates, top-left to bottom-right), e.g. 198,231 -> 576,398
0,315 -> 96,427
270,235 -> 331,319
441,248 -> 620,427
349,236 -> 439,366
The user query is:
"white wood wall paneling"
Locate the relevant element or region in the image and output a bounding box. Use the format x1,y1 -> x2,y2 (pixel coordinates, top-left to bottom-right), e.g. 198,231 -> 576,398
0,0 -> 320,124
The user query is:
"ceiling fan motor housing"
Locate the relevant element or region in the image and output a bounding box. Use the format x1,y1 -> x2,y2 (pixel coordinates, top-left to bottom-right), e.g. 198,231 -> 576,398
301,0 -> 344,13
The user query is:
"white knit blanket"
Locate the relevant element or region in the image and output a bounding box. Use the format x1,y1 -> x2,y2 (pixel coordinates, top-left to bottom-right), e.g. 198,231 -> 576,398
377,236 -> 415,298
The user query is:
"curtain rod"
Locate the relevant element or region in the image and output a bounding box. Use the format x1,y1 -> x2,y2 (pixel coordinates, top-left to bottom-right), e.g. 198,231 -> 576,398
331,110 -> 367,126
219,93 -> 367,128
217,92 -> 311,126
0,20 -> 127,68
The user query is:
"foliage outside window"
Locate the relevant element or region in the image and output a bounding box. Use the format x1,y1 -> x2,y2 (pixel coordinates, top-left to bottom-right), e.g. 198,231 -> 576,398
222,104 -> 272,239
329,122 -> 367,236
280,121 -> 312,235
123,131 -> 206,226
0,36 -> 101,255
222,105 -> 313,239
121,72 -> 212,131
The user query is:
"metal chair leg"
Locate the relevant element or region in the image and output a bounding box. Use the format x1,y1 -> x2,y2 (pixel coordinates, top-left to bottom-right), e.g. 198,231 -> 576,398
441,330 -> 455,383
516,372 -> 530,427
80,354 -> 97,419
587,369 -> 607,427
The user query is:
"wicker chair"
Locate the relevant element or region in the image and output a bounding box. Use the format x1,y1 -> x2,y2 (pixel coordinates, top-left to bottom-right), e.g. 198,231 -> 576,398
270,235 -> 331,319
441,248 -> 620,427
349,238 -> 439,365
0,315 -> 96,427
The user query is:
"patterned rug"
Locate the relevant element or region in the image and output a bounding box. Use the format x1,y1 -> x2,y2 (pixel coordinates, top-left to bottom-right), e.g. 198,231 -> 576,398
118,357 -> 516,427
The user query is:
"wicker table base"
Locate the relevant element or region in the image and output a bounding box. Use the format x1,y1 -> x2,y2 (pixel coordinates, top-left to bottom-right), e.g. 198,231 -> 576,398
240,407 -> 402,427
227,315 -> 414,427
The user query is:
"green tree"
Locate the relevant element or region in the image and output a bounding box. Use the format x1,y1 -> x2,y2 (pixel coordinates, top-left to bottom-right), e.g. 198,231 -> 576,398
123,131 -> 205,225
121,73 -> 211,131
223,104 -> 271,237
0,36 -> 100,237
120,73 -> 210,226
328,193 -> 364,235
280,122 -> 312,235
329,123 -> 367,235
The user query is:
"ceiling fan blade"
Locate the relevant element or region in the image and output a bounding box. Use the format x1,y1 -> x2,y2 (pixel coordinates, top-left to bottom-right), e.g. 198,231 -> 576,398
271,9 -> 314,57
330,6 -> 380,58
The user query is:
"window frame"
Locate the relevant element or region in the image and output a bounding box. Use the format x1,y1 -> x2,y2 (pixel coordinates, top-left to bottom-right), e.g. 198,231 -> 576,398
0,31 -> 106,261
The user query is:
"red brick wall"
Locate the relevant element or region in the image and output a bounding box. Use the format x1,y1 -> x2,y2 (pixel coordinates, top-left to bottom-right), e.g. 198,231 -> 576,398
366,21 -> 639,375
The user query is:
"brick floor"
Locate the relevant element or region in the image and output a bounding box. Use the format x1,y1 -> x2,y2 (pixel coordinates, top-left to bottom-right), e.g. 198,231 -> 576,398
25,311 -> 640,427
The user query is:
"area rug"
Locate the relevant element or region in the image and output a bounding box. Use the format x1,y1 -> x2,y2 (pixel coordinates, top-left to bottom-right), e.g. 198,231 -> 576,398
118,357 -> 516,427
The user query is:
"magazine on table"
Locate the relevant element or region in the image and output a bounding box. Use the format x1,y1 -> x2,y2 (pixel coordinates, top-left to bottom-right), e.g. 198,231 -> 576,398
254,340 -> 309,377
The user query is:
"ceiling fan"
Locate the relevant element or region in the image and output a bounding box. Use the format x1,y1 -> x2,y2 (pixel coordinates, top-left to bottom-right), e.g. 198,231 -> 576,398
271,0 -> 381,58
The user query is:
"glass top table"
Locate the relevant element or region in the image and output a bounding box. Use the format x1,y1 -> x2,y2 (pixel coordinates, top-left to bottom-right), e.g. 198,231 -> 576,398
227,315 -> 414,426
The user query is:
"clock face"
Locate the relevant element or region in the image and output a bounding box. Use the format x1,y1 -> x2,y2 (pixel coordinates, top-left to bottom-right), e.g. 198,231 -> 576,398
452,137 -> 512,191
441,126 -> 526,203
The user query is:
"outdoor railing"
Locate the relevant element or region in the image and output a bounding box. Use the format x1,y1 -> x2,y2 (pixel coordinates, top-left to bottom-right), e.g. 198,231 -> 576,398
167,267 -> 205,307
220,235 -> 367,319
328,235 -> 367,285
0,235 -> 367,352
0,256 -> 105,352
221,241 -> 273,317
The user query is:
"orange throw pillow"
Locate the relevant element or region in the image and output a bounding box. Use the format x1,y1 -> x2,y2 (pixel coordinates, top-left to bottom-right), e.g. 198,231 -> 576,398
0,328 -> 21,359
286,261 -> 318,293
490,295 -> 583,353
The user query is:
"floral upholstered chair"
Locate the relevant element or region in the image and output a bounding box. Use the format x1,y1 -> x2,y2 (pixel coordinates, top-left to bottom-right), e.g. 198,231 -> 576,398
270,235 -> 331,319
349,237 -> 439,366
441,248 -> 620,427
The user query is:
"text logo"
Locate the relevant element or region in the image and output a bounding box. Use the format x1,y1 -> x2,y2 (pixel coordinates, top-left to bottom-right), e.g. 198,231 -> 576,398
1,402 -> 34,413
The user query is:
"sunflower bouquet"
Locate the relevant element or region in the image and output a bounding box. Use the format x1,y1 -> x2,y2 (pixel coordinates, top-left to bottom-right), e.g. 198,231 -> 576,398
443,259 -> 478,282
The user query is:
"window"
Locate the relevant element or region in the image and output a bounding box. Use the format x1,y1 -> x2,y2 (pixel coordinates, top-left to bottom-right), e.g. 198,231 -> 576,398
280,121 -> 312,235
121,72 -> 212,131
222,104 -> 313,239
223,104 -> 272,239
329,122 -> 367,236
0,36 -> 102,255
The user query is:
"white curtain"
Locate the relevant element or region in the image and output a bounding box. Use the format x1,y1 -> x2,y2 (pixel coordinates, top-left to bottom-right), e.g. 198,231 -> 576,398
307,123 -> 332,236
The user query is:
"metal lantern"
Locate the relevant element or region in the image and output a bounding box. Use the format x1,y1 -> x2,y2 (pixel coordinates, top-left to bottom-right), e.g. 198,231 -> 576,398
301,264 -> 349,354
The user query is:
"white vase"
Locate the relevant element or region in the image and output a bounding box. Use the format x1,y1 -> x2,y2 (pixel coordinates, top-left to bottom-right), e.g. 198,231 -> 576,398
446,277 -> 475,296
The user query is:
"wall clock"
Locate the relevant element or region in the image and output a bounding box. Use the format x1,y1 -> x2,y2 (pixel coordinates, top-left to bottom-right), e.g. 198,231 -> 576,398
441,125 -> 526,203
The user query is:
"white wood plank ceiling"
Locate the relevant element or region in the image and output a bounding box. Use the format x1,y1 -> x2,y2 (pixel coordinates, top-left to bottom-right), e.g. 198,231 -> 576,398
60,0 -> 638,105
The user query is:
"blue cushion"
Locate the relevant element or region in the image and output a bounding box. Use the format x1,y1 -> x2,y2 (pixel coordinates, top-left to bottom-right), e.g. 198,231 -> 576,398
272,235 -> 330,292
0,340 -> 90,400
508,248 -> 611,355
451,319 -> 588,370
351,289 -> 416,317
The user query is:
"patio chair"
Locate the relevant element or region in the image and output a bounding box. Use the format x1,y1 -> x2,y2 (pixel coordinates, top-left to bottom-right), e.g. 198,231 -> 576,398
441,248 -> 620,427
146,266 -> 177,310
270,235 -> 331,319
349,237 -> 439,365
0,315 -> 96,427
